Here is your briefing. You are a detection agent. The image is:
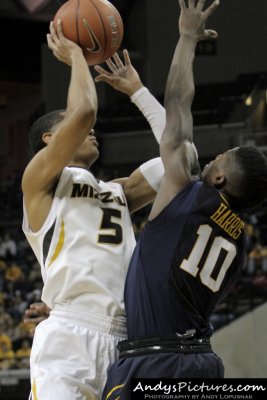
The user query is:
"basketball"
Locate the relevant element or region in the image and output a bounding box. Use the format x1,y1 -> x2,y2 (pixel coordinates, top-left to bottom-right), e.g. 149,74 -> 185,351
53,0 -> 124,66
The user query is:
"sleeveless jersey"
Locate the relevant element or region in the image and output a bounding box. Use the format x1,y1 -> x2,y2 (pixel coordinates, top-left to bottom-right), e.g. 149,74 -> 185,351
125,180 -> 247,339
23,167 -> 136,318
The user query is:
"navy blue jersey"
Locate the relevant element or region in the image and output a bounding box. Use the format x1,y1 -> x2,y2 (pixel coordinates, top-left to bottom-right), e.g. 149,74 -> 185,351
125,180 -> 246,340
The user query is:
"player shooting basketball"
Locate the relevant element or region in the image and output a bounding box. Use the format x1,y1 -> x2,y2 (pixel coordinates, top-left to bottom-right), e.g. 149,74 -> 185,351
22,18 -> 166,400
101,0 -> 267,398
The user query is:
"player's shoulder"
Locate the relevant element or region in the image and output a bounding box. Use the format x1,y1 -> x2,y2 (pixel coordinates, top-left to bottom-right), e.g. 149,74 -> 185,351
196,182 -> 227,212
197,184 -> 246,241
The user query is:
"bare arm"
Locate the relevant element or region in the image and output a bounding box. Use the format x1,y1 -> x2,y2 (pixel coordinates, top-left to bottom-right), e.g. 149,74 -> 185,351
96,50 -> 167,210
114,170 -> 157,214
161,0 -> 219,184
95,50 -> 166,143
150,0 -> 219,218
22,20 -> 97,231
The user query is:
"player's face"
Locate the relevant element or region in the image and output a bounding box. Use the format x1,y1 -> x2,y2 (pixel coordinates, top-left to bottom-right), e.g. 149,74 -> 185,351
74,129 -> 99,164
202,149 -> 237,186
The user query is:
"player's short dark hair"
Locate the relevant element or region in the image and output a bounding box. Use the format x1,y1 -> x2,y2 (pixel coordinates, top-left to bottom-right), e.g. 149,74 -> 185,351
29,110 -> 65,155
228,146 -> 267,211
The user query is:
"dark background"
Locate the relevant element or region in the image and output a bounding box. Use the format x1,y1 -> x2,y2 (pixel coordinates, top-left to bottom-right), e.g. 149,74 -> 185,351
0,0 -> 267,186
0,3 -> 266,397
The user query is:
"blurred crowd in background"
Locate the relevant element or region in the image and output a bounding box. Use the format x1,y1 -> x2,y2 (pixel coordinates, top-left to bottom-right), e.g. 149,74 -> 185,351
0,173 -> 267,371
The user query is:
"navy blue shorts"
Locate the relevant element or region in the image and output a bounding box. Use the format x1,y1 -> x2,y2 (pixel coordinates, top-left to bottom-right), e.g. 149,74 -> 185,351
102,352 -> 224,400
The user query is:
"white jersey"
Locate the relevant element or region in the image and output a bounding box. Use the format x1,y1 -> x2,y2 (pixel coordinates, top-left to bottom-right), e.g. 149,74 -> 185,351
23,167 -> 136,318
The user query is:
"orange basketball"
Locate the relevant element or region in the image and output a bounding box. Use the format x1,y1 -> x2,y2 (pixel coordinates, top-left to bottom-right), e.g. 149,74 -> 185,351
53,0 -> 124,65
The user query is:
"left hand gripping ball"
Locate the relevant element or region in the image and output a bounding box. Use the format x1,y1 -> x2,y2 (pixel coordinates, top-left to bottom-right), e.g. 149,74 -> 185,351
54,0 -> 124,65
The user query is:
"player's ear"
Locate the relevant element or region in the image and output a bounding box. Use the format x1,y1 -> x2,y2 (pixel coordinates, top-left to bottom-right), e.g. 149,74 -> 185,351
212,172 -> 226,187
42,132 -> 52,145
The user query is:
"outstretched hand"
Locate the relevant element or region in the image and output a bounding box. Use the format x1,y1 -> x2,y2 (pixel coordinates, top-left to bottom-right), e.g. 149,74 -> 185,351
178,0 -> 220,41
47,19 -> 83,66
94,49 -> 143,97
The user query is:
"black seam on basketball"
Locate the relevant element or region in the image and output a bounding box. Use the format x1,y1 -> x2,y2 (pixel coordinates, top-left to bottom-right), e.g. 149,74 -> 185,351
76,0 -> 81,47
89,0 -> 107,60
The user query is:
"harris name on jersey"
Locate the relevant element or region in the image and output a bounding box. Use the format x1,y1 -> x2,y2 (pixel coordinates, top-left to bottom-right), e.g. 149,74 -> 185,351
210,202 -> 245,240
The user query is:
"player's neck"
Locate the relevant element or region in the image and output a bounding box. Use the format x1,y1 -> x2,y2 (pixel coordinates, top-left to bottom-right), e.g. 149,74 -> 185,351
67,160 -> 90,169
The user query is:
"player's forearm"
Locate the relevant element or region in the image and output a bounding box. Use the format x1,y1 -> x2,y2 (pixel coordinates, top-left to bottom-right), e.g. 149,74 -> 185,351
166,35 -> 196,106
163,35 -> 197,145
67,49 -> 98,116
131,87 -> 166,144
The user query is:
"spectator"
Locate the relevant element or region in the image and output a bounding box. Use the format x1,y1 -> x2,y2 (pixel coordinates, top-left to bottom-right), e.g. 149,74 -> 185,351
0,341 -> 16,370
15,338 -> 32,369
0,234 -> 17,260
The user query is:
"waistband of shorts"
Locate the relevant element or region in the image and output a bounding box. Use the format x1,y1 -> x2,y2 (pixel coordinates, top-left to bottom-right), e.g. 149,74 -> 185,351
118,335 -> 212,358
50,305 -> 127,337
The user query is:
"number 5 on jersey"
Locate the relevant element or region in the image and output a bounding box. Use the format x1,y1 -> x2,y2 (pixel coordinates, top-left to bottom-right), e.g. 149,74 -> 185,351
98,208 -> 123,245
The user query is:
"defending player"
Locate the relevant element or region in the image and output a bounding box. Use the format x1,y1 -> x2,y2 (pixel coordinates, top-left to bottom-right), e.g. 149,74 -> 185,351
102,0 -> 267,398
22,20 -> 165,400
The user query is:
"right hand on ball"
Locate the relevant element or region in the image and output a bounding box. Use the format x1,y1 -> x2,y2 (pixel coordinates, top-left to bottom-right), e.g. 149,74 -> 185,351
47,19 -> 83,66
94,49 -> 143,97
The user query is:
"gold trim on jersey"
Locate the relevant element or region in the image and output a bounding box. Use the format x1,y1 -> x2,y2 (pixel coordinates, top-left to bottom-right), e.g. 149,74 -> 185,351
32,378 -> 38,400
106,383 -> 125,400
48,218 -> 65,268
219,193 -> 230,207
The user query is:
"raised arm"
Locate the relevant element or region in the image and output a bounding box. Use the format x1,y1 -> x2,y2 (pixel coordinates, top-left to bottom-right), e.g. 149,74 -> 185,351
95,50 -> 166,212
22,20 -> 97,231
161,0 -> 219,188
149,0 -> 219,218
94,50 -> 166,143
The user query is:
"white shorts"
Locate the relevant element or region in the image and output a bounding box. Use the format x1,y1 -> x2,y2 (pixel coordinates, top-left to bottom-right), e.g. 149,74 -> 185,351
29,306 -> 127,400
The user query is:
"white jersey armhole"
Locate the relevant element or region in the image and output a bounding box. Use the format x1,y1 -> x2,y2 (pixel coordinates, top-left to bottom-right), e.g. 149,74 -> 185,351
22,196 -> 59,238
22,170 -> 71,238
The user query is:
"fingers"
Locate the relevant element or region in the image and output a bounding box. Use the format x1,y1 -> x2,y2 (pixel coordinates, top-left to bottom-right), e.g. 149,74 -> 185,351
106,54 -> 127,73
95,74 -> 116,84
113,52 -> 124,69
94,65 -> 110,76
47,33 -> 53,50
188,0 -> 195,9
49,20 -> 59,42
47,21 -> 60,52
26,302 -> 47,315
205,29 -> 218,39
106,58 -> 118,73
203,0 -> 220,19
123,49 -> 131,66
196,0 -> 206,11
24,316 -> 45,326
55,19 -> 65,40
30,302 -> 43,308
179,0 -> 219,15
94,65 -> 113,82
24,308 -> 40,317
178,0 -> 186,10
47,20 -> 68,49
